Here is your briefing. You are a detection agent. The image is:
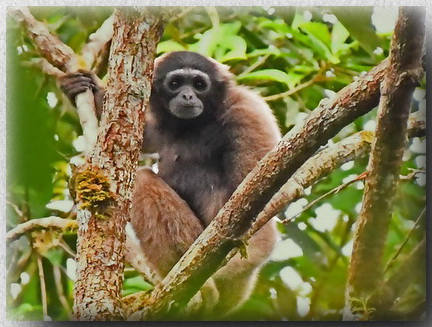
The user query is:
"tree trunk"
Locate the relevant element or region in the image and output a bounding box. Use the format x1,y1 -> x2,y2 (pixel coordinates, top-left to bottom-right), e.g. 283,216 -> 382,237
72,8 -> 164,321
343,7 -> 425,321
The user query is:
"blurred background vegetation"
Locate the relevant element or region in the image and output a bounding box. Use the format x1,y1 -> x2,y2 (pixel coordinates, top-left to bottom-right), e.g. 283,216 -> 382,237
7,6 -> 426,321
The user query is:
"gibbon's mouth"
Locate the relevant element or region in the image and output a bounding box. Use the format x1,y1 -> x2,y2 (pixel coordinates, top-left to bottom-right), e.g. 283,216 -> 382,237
170,104 -> 203,119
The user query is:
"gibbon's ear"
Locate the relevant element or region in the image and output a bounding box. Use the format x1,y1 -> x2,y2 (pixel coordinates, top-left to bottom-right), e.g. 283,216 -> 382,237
205,56 -> 235,83
153,52 -> 169,73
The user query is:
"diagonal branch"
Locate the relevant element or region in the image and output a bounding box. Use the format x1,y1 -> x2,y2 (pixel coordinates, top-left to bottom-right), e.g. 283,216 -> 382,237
9,7 -> 77,71
224,112 -> 424,270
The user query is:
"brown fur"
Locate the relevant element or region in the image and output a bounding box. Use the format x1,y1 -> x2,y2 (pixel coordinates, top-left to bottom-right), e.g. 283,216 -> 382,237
130,168 -> 203,277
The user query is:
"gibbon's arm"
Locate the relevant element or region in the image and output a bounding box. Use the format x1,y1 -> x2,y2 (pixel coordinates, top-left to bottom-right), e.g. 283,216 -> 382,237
221,85 -> 281,188
59,71 -> 159,153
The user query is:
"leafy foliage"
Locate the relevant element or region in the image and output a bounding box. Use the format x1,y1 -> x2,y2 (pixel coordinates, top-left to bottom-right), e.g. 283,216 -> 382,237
6,6 -> 425,321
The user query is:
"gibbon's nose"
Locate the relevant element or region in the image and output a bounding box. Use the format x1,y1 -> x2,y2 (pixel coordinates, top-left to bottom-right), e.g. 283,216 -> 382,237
181,90 -> 194,101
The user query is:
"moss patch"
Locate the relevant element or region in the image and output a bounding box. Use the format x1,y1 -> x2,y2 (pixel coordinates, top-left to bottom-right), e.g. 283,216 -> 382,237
70,165 -> 116,213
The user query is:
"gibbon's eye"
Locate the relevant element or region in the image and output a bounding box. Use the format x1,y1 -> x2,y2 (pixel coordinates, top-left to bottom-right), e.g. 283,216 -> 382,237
168,77 -> 182,91
193,77 -> 207,91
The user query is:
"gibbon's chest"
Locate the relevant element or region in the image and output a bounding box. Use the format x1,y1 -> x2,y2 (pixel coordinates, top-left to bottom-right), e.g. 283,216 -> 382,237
158,122 -> 228,173
157,125 -> 230,220
158,133 -> 227,185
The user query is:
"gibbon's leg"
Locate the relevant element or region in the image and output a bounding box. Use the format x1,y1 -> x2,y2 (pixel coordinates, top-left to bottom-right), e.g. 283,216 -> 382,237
212,220 -> 278,316
130,168 -> 204,278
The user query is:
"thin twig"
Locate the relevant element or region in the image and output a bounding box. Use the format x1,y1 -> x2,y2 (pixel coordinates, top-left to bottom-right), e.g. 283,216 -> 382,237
238,53 -> 271,77
263,78 -> 316,101
58,240 -> 76,258
379,235 -> 426,318
399,169 -> 425,181
53,265 -> 73,319
37,255 -> 48,320
384,207 -> 425,273
6,200 -> 24,219
280,171 -> 368,224
264,63 -> 328,101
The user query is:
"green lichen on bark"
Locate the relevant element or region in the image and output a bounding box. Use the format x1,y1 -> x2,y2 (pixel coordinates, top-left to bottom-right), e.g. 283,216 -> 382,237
69,164 -> 116,214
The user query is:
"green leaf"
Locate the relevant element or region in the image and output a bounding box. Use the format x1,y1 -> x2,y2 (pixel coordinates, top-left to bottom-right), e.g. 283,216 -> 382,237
219,36 -> 247,62
157,40 -> 187,54
237,69 -> 291,86
259,18 -> 290,34
247,46 -> 281,58
190,27 -> 221,57
291,11 -> 309,30
331,21 -> 350,54
330,7 -> 382,53
123,275 -> 153,292
300,22 -> 331,48
190,22 -> 243,58
284,97 -> 300,128
299,22 -> 339,63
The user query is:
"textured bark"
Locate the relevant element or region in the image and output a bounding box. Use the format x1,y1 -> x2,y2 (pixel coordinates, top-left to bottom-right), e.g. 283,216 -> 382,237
344,7 -> 425,321
9,7 -> 77,71
72,9 -> 164,321
135,52 -> 390,320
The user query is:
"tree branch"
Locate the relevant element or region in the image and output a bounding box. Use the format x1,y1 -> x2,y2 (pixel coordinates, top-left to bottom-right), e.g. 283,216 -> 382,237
225,112 -> 423,270
81,14 -> 114,69
343,7 -> 425,321
135,50 -> 390,320
6,216 -> 78,245
9,7 -> 77,71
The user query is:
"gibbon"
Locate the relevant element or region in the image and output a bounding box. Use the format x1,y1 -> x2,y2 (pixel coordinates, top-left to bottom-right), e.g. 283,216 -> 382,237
60,51 -> 281,317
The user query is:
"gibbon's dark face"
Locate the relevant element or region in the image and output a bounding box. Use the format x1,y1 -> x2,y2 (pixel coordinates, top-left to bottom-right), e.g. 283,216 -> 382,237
164,66 -> 209,119
151,51 -> 227,123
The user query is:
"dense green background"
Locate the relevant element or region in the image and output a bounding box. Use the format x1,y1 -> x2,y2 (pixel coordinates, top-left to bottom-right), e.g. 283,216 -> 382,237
7,7 -> 426,321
